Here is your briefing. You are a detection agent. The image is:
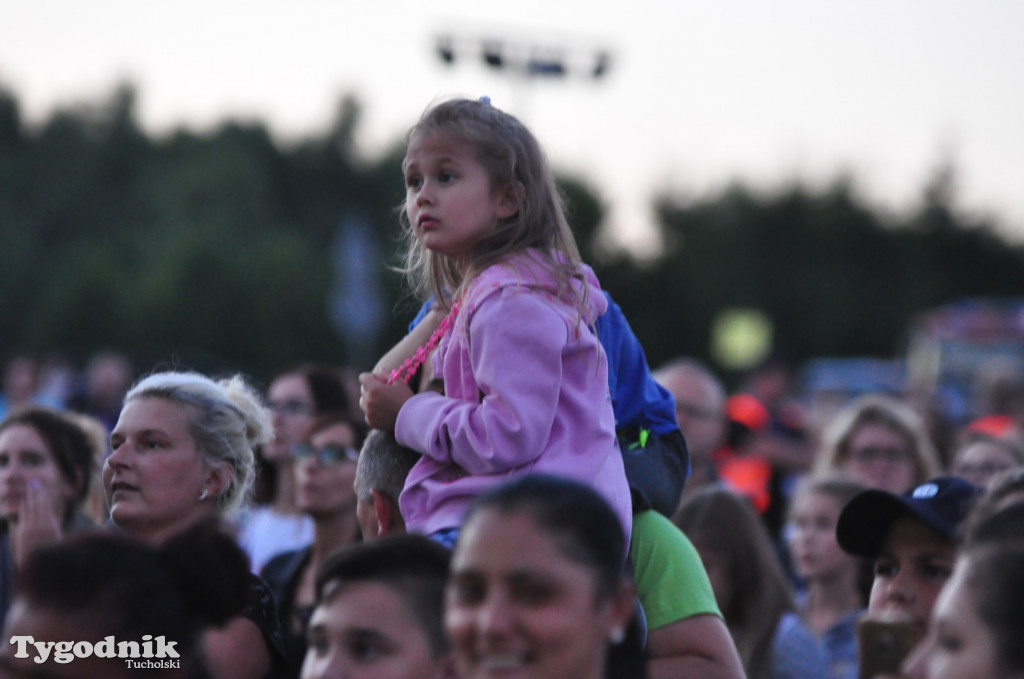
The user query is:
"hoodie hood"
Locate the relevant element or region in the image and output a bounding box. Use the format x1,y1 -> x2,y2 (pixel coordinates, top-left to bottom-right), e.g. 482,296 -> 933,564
464,249 -> 607,325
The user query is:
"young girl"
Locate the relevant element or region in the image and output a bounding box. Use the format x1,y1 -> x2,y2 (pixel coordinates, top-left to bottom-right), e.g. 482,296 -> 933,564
359,97 -> 631,543
785,475 -> 870,679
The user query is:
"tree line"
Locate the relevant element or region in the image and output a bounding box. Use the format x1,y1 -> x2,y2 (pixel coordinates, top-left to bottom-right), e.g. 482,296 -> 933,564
2,82 -> 1022,386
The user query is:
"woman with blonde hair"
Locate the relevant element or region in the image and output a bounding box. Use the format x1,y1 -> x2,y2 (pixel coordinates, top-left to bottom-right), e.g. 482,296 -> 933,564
814,394 -> 942,495
105,370 -> 285,679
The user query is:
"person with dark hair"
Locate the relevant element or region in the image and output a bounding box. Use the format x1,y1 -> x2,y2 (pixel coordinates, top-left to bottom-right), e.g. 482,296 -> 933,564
353,429 -> 420,540
836,476 -> 981,640
902,537 -> 1024,678
835,476 -> 981,678
105,371 -> 286,679
0,521 -> 250,678
300,533 -> 454,679
261,412 -> 364,679
673,485 -> 830,679
0,406 -> 99,630
447,474 -> 643,679
240,363 -> 362,573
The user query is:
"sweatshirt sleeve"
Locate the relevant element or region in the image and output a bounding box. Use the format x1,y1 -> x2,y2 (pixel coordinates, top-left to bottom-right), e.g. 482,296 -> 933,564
395,289 -> 567,474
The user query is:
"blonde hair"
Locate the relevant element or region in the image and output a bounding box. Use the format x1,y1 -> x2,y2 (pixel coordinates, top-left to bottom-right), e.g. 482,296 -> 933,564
124,372 -> 273,515
814,394 -> 942,484
399,97 -> 585,311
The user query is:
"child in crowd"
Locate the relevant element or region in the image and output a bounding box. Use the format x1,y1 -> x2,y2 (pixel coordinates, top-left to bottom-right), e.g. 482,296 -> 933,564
359,97 -> 631,543
674,485 -> 831,679
785,475 -> 870,679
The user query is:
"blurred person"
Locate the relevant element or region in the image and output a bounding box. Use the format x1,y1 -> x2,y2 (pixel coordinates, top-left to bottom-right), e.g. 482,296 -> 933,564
105,370 -> 287,679
353,428 -> 420,540
815,394 -> 943,496
653,357 -> 728,493
0,406 -> 98,631
960,467 -> 1024,544
948,417 -> 1024,488
355,431 -> 746,678
67,350 -> 135,433
630,509 -> 746,679
0,356 -> 50,420
902,542 -> 1024,679
64,410 -> 114,525
239,363 -> 361,573
261,412 -> 364,679
673,485 -> 831,679
0,522 -> 250,679
447,474 -> 643,679
835,475 -> 981,676
300,533 -> 454,679
785,475 -> 870,679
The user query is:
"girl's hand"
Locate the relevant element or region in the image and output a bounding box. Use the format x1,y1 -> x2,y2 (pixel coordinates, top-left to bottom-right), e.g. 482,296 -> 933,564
359,372 -> 415,431
12,478 -> 64,570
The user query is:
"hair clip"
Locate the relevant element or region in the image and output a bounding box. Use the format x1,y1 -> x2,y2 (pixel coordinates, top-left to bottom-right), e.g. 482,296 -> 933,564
478,96 -> 492,106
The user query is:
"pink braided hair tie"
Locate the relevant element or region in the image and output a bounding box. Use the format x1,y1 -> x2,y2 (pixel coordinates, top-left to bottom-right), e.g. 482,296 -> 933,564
387,300 -> 462,386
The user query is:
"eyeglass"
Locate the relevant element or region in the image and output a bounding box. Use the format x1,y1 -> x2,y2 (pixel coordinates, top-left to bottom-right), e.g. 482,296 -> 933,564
952,462 -> 1012,480
291,443 -> 359,465
269,399 -> 313,417
847,446 -> 910,464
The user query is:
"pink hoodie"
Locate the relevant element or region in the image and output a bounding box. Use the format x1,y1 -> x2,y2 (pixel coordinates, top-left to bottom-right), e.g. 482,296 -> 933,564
395,250 -> 632,538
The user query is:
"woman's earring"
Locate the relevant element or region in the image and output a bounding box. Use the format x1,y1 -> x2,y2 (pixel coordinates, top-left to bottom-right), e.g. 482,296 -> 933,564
198,488 -> 209,502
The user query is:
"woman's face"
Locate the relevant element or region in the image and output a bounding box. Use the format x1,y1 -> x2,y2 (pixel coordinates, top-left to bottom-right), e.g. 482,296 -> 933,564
295,423 -> 358,517
104,398 -> 215,544
868,515 -> 957,636
266,374 -> 316,463
902,557 -> 1012,679
842,423 -> 918,494
787,490 -> 858,583
0,423 -> 75,523
951,440 -> 1020,488
446,509 -> 629,679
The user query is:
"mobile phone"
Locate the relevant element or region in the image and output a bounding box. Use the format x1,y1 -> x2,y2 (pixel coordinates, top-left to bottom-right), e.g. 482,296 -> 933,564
857,617 -> 922,679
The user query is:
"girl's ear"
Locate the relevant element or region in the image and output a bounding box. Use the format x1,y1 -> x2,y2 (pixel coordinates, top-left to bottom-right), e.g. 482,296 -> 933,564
495,181 -> 524,219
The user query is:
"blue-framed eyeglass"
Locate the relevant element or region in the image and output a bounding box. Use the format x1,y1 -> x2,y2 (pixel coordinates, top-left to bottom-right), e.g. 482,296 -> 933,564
290,443 -> 359,465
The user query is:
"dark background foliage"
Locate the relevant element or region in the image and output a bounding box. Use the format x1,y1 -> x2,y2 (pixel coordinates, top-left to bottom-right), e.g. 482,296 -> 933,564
2,83 -> 1022,387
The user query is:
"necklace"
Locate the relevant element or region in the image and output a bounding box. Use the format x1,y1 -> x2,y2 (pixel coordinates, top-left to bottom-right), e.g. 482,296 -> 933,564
387,300 -> 462,386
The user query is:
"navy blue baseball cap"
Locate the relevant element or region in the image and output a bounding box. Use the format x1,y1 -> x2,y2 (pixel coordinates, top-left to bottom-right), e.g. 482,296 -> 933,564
837,476 -> 982,558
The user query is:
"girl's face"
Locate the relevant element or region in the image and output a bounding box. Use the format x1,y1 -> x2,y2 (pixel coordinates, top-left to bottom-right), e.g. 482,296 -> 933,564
842,423 -> 917,494
294,423 -> 358,517
902,558 -> 1012,679
786,490 -> 857,583
0,424 -> 75,522
404,134 -> 518,267
868,515 -> 957,637
951,440 -> 1020,488
266,374 -> 316,463
105,398 -> 217,544
446,509 -> 630,679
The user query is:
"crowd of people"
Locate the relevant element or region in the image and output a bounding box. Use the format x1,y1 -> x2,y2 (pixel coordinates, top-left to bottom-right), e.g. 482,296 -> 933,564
1,96 -> 1023,679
